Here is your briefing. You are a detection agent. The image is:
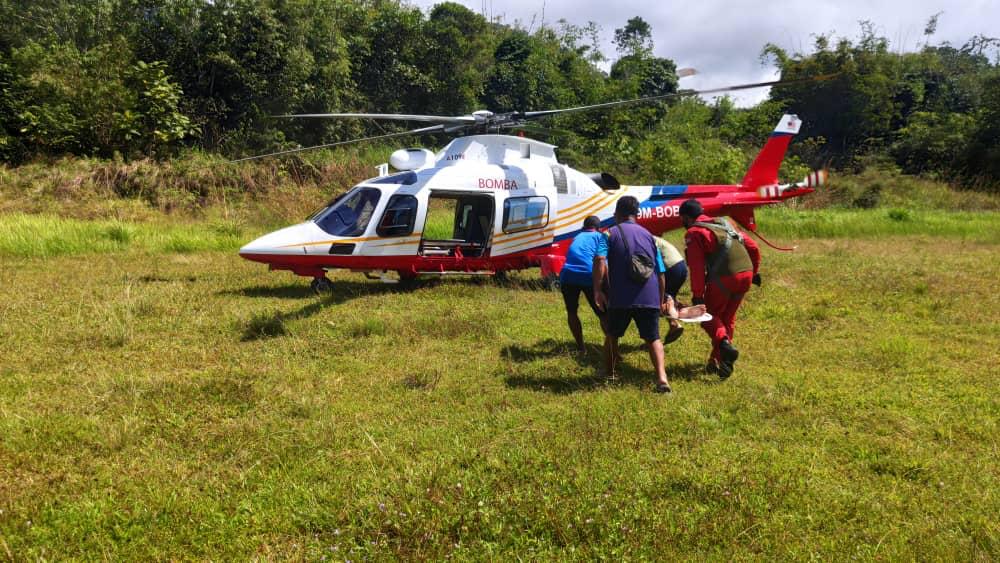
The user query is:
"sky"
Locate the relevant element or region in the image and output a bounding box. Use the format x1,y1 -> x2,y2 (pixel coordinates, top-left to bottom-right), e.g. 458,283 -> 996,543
406,0 -> 999,106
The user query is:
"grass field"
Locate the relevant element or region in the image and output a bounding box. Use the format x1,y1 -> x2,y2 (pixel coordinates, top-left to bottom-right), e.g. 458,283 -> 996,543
1,207 -> 998,559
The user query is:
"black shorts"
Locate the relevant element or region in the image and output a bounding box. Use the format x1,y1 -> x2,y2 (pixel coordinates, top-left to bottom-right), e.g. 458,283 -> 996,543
561,283 -> 603,318
664,261 -> 687,300
608,307 -> 660,341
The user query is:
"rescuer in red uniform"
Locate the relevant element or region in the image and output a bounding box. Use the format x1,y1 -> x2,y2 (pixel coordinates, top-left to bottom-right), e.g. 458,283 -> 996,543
678,199 -> 761,379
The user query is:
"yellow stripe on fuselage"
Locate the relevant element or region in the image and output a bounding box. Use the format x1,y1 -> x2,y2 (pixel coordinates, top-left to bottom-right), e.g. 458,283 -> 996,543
279,235 -> 384,248
494,191 -> 618,245
552,190 -> 607,216
494,190 -> 626,250
371,235 -> 424,248
491,192 -> 605,244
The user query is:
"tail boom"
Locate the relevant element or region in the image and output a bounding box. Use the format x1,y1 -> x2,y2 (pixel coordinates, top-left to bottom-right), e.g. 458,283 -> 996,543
631,114 -> 822,236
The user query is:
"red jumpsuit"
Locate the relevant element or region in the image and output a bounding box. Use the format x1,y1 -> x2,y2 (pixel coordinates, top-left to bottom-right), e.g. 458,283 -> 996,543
684,214 -> 761,363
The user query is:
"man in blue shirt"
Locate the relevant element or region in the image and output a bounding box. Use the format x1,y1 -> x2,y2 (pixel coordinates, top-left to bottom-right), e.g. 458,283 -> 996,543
559,216 -> 608,352
593,196 -> 672,393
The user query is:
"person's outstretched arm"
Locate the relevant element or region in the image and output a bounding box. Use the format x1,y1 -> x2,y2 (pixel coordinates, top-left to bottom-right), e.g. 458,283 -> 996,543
593,233 -> 609,310
684,228 -> 711,303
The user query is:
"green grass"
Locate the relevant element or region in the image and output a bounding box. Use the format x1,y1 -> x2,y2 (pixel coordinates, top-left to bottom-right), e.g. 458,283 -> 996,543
3,206 -> 997,259
423,197 -> 458,240
807,165 -> 1000,212
0,222 -> 998,558
1,168 -> 998,558
757,207 -> 1000,241
0,213 -> 246,257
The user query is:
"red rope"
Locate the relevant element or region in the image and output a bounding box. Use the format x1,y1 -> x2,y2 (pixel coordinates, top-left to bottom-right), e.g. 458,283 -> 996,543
746,228 -> 798,252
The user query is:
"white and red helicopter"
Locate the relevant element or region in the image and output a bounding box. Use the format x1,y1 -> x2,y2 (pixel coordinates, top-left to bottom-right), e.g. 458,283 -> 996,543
237,78 -> 828,292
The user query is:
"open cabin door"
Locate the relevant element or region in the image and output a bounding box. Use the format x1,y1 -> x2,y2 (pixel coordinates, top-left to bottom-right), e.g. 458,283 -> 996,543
419,191 -> 494,258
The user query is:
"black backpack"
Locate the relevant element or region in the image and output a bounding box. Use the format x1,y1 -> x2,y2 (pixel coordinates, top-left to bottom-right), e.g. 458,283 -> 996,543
616,223 -> 655,284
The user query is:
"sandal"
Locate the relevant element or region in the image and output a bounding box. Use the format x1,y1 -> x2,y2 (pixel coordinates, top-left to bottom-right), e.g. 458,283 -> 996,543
663,323 -> 684,344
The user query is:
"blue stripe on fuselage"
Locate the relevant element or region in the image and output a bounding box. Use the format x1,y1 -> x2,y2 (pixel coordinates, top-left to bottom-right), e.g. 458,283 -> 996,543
644,185 -> 689,205
552,188 -> 687,243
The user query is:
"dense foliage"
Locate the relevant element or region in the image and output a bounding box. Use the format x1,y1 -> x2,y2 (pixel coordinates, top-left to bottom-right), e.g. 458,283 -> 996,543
0,2 -> 997,190
766,21 -> 1000,187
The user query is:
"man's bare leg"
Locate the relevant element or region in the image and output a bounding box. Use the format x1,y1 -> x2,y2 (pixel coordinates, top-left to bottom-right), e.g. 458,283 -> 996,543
647,339 -> 669,388
665,295 -> 679,319
604,335 -> 619,380
668,295 -> 707,320
567,311 -> 585,352
664,296 -> 683,338
601,317 -> 621,364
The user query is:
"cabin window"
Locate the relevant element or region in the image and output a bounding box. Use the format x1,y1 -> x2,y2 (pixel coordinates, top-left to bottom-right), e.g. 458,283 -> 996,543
377,195 -> 418,237
502,196 -> 548,233
314,187 -> 382,236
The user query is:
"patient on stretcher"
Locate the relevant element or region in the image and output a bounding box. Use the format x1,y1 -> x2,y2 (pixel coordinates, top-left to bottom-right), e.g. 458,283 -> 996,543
665,296 -> 708,321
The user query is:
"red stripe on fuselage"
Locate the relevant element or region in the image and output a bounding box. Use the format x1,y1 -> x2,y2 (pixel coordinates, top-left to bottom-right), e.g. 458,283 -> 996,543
633,183 -> 814,236
239,240 -> 572,277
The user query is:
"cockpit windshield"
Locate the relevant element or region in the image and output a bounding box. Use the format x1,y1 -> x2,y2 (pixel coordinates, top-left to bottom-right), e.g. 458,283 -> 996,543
313,187 -> 382,236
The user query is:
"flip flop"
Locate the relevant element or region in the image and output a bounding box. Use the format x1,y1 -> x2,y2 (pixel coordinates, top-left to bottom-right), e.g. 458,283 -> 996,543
654,382 -> 672,393
663,323 -> 684,344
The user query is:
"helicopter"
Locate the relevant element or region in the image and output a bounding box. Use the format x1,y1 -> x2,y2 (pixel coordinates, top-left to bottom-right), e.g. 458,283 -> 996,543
237,78 -> 829,293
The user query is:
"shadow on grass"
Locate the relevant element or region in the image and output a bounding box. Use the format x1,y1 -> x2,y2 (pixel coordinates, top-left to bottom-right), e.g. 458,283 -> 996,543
493,276 -> 557,292
227,272 -> 557,301
226,277 -> 439,300
233,274 -> 558,342
501,339 -> 717,393
501,338 -> 591,365
229,283 -> 317,299
503,364 -> 650,394
237,280 -> 412,341
501,338 -> 646,393
228,279 -> 414,302
668,361 -> 716,382
135,274 -> 198,283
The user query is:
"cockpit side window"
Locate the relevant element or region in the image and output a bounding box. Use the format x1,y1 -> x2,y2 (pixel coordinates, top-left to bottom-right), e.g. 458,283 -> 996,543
376,195 -> 418,237
314,187 -> 382,236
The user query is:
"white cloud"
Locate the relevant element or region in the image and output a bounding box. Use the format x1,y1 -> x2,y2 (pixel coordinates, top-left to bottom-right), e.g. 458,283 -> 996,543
407,0 -> 999,107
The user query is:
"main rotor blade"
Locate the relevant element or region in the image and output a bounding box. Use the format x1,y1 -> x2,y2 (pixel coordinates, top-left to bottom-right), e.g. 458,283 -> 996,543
522,74 -> 837,120
274,112 -> 476,125
229,125 -> 444,163
501,123 -> 573,138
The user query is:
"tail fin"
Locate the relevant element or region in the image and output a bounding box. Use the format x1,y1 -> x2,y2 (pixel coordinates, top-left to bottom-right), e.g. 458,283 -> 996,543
741,114 -> 802,189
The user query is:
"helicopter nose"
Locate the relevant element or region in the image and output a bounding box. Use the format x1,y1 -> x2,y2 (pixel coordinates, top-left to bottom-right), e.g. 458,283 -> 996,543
238,234 -> 273,257
239,223 -> 315,258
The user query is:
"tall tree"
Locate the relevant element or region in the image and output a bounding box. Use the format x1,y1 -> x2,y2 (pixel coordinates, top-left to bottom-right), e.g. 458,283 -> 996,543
613,16 -> 653,59
764,23 -> 905,161
421,2 -> 494,114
